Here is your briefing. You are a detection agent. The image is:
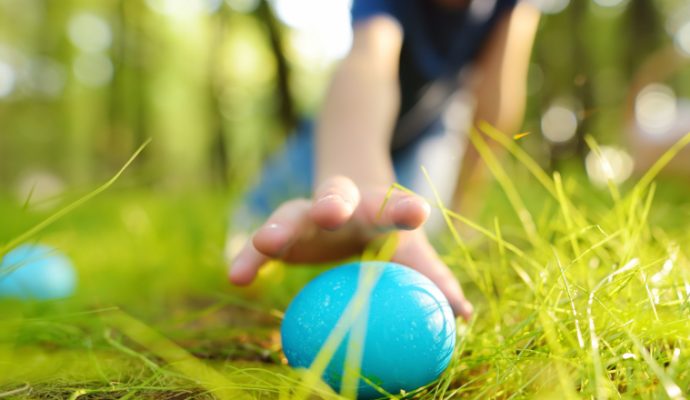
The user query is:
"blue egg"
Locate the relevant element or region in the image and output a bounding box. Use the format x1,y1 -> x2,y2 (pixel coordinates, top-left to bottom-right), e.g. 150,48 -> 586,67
0,244 -> 77,300
281,261 -> 456,399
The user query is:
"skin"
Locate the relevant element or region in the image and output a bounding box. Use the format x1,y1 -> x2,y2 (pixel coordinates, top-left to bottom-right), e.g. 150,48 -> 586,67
230,2 -> 541,321
454,1 -> 541,212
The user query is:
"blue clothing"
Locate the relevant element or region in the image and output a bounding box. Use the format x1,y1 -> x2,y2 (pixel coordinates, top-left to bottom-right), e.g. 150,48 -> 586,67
231,119 -> 456,231
230,0 -> 518,231
352,0 -> 518,149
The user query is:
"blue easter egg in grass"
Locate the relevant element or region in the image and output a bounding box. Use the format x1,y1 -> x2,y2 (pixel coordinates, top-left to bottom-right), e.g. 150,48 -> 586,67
0,244 -> 77,300
281,261 -> 456,399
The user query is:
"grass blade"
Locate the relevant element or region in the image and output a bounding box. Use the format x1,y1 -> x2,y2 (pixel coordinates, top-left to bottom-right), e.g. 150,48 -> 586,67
1,139 -> 151,256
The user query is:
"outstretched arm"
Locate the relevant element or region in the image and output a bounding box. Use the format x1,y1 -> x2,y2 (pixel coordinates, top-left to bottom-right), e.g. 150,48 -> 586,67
230,15 -> 473,319
473,1 -> 541,134
454,2 -> 541,210
315,16 -> 403,188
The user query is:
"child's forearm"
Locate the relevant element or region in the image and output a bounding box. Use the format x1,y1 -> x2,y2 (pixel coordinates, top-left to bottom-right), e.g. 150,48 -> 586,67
315,17 -> 403,189
471,2 -> 541,135
454,3 -> 540,211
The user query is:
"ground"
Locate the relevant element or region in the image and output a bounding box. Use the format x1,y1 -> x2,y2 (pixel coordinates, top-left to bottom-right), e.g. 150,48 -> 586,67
2,134 -> 690,399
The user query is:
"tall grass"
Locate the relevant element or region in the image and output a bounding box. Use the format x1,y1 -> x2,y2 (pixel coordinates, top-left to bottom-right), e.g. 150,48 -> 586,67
2,126 -> 690,399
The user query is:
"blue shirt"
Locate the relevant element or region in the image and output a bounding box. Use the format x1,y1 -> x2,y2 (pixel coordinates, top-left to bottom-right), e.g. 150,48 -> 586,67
351,0 -> 519,148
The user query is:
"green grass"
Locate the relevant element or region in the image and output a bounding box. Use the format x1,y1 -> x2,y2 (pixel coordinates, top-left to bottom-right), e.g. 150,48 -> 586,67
2,127 -> 690,399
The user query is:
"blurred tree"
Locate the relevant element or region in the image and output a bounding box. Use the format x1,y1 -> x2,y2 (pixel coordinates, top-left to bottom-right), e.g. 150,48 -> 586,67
257,0 -> 296,135
0,0 -> 688,192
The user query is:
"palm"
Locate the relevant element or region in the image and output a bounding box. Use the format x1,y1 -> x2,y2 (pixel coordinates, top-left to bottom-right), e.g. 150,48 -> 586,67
229,176 -> 472,320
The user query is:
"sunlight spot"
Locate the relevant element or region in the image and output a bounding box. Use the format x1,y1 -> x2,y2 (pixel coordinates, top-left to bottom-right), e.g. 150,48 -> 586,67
226,36 -> 271,82
666,384 -> 682,400
591,335 -> 599,350
592,0 -> 625,7
288,28 -> 352,65
73,53 -> 113,87
674,20 -> 690,57
539,269 -> 548,282
585,146 -> 634,187
0,60 -> 16,98
591,0 -> 629,17
68,12 -> 112,53
274,0 -> 353,62
635,83 -> 677,137
672,348 -> 681,363
531,0 -> 570,15
146,0 -> 222,17
272,0 -> 350,30
541,103 -> 578,143
651,245 -> 677,284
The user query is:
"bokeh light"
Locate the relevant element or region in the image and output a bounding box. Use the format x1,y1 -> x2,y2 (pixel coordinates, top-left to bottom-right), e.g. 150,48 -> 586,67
591,0 -> 629,18
145,0 -> 222,17
674,20 -> 690,57
73,53 -> 113,87
533,0 -> 570,15
14,170 -> 66,211
224,32 -> 274,83
651,247 -> 677,284
273,0 -> 352,62
68,12 -> 112,53
0,60 -> 16,98
592,0 -> 626,7
541,102 -> 578,143
634,83 -> 677,137
585,146 -> 634,186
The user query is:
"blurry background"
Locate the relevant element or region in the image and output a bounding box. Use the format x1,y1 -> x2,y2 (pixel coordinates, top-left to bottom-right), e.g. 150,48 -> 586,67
1,0 -> 690,202
4,2 -> 690,396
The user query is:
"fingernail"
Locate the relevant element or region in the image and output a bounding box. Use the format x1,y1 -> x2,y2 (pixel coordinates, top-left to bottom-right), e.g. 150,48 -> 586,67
317,193 -> 343,204
420,200 -> 431,216
255,223 -> 291,257
395,197 -> 429,213
393,197 -> 430,229
317,194 -> 354,212
257,222 -> 289,241
264,223 -> 282,231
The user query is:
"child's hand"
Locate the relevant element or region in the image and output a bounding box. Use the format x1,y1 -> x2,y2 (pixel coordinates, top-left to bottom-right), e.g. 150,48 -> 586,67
228,175 -> 473,320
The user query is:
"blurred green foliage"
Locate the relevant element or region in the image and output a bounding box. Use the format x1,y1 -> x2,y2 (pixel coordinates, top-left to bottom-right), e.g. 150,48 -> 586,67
3,3 -> 690,397
1,0 -> 690,193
